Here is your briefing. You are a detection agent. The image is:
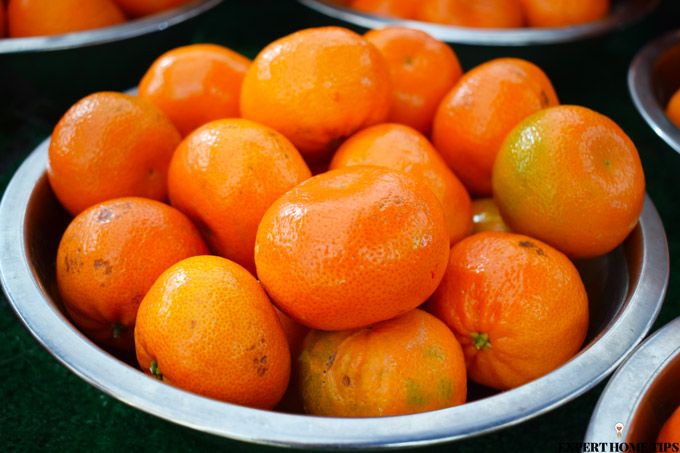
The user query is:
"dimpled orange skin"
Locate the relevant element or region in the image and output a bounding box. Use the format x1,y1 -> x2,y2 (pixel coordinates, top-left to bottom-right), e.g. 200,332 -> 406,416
240,27 -> 392,160
255,166 -> 450,331
48,92 -> 181,216
658,406 -> 680,443
666,88 -> 680,129
472,198 -> 511,234
519,0 -> 609,28
364,27 -> 463,134
113,0 -> 191,17
492,105 -> 645,259
299,309 -> 467,417
134,255 -> 290,409
417,0 -> 524,28
139,44 -> 251,137
56,198 -> 209,351
428,232 -> 589,390
330,123 -> 472,245
350,0 -> 420,19
168,118 -> 311,273
432,58 -> 558,196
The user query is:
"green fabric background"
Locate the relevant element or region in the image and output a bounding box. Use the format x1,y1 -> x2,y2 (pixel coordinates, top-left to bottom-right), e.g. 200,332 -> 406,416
0,1 -> 678,451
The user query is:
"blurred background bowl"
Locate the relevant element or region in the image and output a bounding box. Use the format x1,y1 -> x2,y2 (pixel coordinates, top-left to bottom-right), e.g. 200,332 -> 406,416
584,316 -> 680,443
297,0 -> 659,46
629,29 -> 680,154
0,137 -> 669,448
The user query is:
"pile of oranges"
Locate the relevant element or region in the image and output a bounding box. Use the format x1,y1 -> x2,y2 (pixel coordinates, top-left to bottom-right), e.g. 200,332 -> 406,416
0,0 -> 194,38
342,0 -> 611,29
47,25 -> 645,416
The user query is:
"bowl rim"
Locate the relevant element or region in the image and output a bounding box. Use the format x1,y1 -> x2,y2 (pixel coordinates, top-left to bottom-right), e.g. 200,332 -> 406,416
297,0 -> 659,46
0,0 -> 223,54
584,316 -> 680,443
0,139 -> 670,449
628,29 -> 680,154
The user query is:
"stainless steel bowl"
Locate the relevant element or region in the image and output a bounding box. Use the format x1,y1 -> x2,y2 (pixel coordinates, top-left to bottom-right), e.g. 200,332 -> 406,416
585,317 -> 680,443
0,139 -> 669,449
0,0 -> 222,54
629,29 -> 680,154
297,0 -> 659,46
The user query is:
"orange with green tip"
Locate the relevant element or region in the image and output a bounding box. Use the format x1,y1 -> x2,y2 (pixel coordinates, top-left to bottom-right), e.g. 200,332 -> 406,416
658,406 -> 680,443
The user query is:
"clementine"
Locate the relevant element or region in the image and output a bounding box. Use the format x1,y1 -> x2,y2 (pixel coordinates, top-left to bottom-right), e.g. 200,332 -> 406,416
519,0 -> 609,28
666,87 -> 680,129
472,198 -> 510,233
417,0 -> 524,28
350,0 -> 420,19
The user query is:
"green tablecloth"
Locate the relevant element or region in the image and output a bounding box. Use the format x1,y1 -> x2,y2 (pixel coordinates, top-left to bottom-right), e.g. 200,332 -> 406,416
1,1 -> 678,451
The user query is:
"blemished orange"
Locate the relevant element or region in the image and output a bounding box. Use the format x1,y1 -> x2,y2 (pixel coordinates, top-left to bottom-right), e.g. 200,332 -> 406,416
135,255 -> 290,409
168,118 -> 311,273
240,26 -> 392,160
666,88 -> 680,129
56,198 -> 209,351
8,0 -> 125,37
519,0 -> 609,28
330,123 -> 472,245
255,166 -> 450,331
364,27 -> 463,134
658,406 -> 680,443
432,58 -> 558,196
417,0 -> 524,28
48,92 -> 181,216
472,198 -> 510,233
299,309 -> 467,417
139,44 -> 251,136
350,0 -> 420,19
428,232 -> 589,390
492,105 -> 645,259
113,0 -> 192,17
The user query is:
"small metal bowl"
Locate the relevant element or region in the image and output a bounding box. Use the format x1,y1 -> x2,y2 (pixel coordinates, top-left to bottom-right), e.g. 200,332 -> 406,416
0,0 -> 222,55
585,317 -> 680,443
0,139 -> 669,448
629,29 -> 680,154
297,0 -> 659,46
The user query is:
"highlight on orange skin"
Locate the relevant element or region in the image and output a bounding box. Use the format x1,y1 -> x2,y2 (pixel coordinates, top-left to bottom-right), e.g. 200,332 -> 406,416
472,198 -> 511,233
417,0 -> 524,28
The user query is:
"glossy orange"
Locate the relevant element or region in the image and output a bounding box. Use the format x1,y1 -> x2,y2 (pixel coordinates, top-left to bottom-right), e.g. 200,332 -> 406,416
493,105 -> 645,259
113,0 -> 192,17
658,406 -> 680,443
139,44 -> 250,136
48,92 -> 181,216
519,0 -> 609,27
472,198 -> 510,233
350,0 -> 420,19
417,0 -> 524,28
135,255 -> 290,409
364,27 -> 463,134
56,198 -> 209,351
330,123 -> 472,245
255,166 -> 450,331
666,87 -> 680,129
428,232 -> 589,390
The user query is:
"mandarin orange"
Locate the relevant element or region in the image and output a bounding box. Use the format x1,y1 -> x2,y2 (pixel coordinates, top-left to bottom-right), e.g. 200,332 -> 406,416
417,0 -> 524,28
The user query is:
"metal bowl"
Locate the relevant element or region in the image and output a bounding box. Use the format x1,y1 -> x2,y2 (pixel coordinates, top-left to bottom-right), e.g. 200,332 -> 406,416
0,139 -> 669,449
629,29 -> 680,154
585,317 -> 680,443
297,0 -> 659,46
0,0 -> 222,55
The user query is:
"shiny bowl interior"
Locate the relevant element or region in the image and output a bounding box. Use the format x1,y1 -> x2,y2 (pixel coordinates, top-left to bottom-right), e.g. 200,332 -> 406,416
0,139 -> 669,449
629,29 -> 680,154
297,0 -> 659,46
0,0 -> 222,54
585,317 -> 680,443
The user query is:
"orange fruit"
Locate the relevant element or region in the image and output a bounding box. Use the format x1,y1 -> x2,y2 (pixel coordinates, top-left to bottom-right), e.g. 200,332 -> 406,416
417,0 -> 524,28
135,255 -> 290,409
350,0 -> 420,18
168,118 -> 311,273
666,87 -> 680,129
113,0 -> 191,17
432,58 -> 558,196
7,0 -> 125,37
138,44 -> 251,136
492,105 -> 645,259
56,197 -> 209,351
299,309 -> 467,417
519,0 -> 609,28
472,198 -> 510,233
330,123 -> 472,244
240,26 -> 392,160
255,166 -> 450,331
658,406 -> 680,443
276,308 -> 309,361
48,92 -> 181,216
364,27 -> 463,134
0,2 -> 6,37
428,232 -> 589,390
